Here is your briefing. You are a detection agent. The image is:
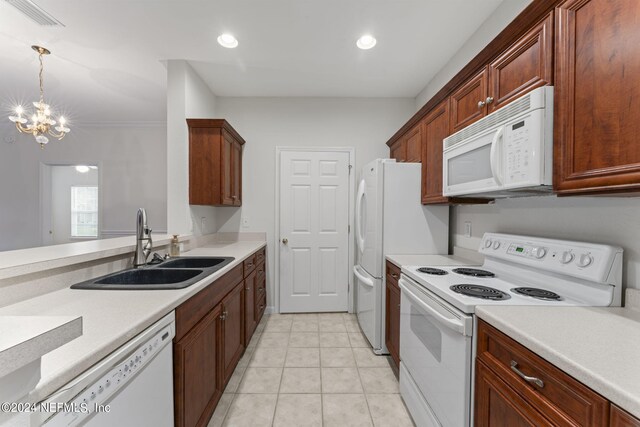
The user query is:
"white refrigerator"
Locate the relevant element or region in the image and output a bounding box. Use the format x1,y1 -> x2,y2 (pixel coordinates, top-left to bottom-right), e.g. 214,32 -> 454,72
353,159 -> 449,354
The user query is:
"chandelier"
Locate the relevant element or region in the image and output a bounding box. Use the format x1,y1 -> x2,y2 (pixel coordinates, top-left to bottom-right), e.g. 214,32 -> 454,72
8,46 -> 70,148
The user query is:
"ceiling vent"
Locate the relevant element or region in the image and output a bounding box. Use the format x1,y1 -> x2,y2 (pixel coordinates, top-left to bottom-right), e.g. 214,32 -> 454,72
4,0 -> 64,26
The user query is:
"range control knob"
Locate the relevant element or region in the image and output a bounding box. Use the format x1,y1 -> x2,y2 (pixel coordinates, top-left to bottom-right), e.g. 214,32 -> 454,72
560,251 -> 574,264
577,253 -> 593,268
484,239 -> 493,248
493,241 -> 501,250
532,247 -> 547,259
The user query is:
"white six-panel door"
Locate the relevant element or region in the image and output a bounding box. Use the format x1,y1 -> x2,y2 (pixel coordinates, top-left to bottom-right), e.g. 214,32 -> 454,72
279,150 -> 350,313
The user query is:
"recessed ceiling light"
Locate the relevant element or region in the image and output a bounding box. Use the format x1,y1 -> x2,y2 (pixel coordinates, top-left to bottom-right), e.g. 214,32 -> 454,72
356,34 -> 377,50
217,33 -> 238,49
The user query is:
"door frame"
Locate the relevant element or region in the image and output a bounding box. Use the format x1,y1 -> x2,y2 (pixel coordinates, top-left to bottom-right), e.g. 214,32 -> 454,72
39,162 -> 103,245
274,146 -> 356,314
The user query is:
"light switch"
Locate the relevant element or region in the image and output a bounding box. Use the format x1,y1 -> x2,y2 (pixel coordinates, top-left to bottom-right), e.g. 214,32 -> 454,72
464,221 -> 472,238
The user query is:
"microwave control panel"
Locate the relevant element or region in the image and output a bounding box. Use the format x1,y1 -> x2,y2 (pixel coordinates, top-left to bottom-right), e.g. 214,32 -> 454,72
503,109 -> 544,185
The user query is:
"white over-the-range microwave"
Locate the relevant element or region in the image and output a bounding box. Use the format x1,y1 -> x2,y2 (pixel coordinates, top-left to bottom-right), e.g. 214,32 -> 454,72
443,86 -> 553,198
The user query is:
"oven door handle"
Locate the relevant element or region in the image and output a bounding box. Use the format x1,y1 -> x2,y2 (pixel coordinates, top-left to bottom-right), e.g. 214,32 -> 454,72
400,278 -> 469,336
489,127 -> 503,185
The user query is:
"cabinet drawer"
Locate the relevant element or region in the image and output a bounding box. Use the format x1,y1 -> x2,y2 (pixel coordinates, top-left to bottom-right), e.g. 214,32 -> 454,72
243,253 -> 257,276
477,320 -> 609,426
611,405 -> 640,427
255,247 -> 266,265
256,260 -> 266,282
386,261 -> 401,286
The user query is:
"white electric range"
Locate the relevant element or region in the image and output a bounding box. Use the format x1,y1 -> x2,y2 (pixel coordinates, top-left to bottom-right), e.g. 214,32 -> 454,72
398,233 -> 623,427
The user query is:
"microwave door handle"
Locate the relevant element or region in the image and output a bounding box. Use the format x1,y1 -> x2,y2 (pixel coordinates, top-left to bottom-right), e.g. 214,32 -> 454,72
399,278 -> 467,335
490,127 -> 504,185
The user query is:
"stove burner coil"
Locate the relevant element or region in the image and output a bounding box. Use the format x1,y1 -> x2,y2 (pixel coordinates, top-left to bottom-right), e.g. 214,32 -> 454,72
450,284 -> 510,300
452,268 -> 496,278
511,287 -> 562,301
417,267 -> 448,275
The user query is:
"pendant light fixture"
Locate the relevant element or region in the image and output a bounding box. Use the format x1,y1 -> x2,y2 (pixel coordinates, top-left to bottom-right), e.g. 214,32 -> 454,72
8,45 -> 70,148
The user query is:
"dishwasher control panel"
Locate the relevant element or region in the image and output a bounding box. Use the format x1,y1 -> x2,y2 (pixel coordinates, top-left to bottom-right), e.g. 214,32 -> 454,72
43,323 -> 174,426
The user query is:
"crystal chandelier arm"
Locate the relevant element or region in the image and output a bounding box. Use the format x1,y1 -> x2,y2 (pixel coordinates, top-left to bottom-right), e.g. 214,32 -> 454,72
15,121 -> 34,134
47,128 -> 67,140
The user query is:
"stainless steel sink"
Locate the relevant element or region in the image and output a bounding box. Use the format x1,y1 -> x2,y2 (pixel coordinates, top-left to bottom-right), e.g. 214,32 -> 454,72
71,256 -> 235,290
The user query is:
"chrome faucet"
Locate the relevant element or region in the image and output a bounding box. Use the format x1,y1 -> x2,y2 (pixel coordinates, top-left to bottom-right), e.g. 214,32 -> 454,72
133,208 -> 153,267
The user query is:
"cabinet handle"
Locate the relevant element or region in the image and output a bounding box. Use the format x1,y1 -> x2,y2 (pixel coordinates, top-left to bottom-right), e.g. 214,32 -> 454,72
391,273 -> 398,278
510,361 -> 544,388
260,305 -> 265,309
245,287 -> 250,291
247,262 -> 254,267
478,100 -> 486,109
486,96 -> 494,105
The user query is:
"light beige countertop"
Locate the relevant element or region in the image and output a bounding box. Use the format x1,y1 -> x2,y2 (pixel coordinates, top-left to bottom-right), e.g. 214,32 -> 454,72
385,253 -> 480,268
0,239 -> 265,402
476,298 -> 640,418
0,316 -> 82,378
0,234 -> 191,281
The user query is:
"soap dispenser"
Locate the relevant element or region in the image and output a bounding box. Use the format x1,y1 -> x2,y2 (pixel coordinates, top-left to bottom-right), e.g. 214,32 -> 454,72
169,234 -> 180,257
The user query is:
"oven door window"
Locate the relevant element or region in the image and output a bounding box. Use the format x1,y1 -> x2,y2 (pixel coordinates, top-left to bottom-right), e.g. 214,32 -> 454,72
410,305 -> 442,362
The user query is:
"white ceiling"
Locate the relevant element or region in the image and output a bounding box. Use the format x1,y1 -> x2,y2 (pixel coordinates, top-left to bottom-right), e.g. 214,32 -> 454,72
0,0 -> 505,122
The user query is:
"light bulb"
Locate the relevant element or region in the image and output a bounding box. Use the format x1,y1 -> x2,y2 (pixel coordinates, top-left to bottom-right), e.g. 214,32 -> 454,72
15,105 -> 24,115
59,116 -> 66,124
356,35 -> 377,50
44,108 -> 51,116
31,114 -> 38,122
217,33 -> 239,48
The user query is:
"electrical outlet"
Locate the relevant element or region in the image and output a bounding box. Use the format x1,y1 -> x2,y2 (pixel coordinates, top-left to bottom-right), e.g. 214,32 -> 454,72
200,217 -> 207,232
464,221 -> 472,238
242,217 -> 249,228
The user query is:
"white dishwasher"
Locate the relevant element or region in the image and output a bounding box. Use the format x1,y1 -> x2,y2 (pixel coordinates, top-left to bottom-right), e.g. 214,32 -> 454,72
35,312 -> 175,427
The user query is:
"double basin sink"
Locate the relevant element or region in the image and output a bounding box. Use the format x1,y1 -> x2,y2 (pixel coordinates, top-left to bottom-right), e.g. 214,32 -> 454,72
71,257 -> 235,290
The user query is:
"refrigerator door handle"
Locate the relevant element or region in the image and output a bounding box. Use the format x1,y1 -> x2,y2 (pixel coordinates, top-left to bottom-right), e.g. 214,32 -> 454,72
353,265 -> 374,288
355,179 -> 366,253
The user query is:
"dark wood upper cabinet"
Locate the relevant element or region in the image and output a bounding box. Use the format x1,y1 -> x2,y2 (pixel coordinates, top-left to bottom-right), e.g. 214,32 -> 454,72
404,124 -> 423,163
389,123 -> 422,163
187,119 -> 245,206
488,12 -> 554,113
450,67 -> 489,134
421,99 -> 451,204
554,0 -> 640,195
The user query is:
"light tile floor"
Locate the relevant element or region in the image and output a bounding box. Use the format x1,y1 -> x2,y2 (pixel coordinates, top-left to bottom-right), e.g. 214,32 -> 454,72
208,313 -> 416,427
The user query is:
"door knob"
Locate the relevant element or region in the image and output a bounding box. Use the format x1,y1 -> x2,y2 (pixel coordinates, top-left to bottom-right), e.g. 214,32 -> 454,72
282,238 -> 288,245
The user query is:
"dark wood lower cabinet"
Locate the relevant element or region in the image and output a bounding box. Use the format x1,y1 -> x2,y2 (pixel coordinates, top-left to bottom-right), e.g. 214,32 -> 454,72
475,360 -> 552,427
244,270 -> 257,346
476,320 -> 640,427
174,247 -> 266,427
385,261 -> 401,370
174,305 -> 222,427
221,282 -> 245,386
611,406 -> 640,427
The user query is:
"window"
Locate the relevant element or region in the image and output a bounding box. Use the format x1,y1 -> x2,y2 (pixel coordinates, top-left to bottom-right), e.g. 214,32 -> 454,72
71,186 -> 98,238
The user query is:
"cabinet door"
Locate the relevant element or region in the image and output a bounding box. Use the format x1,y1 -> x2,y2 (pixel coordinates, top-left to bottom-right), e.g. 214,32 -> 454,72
244,270 -> 257,346
555,0 -> 640,194
475,361 -> 552,427
221,282 -> 245,385
422,99 -> 451,204
255,267 -> 267,324
231,139 -> 242,206
221,131 -> 234,205
385,279 -> 400,369
488,12 -> 553,112
450,67 -> 488,133
611,405 -> 640,427
404,124 -> 422,163
174,305 -> 222,427
390,140 -> 406,162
